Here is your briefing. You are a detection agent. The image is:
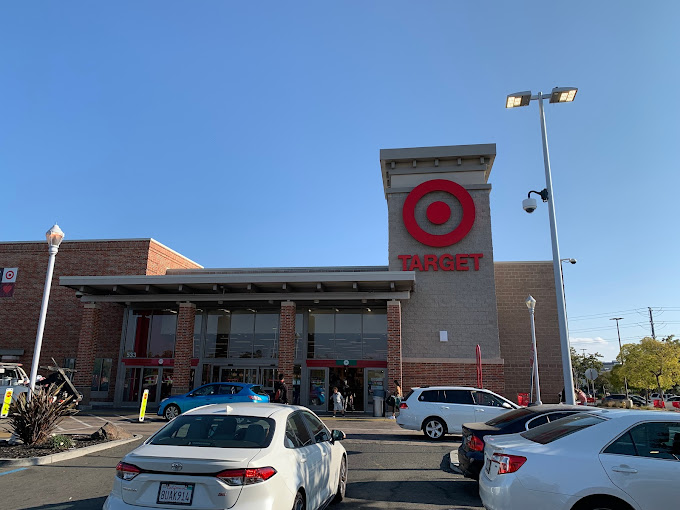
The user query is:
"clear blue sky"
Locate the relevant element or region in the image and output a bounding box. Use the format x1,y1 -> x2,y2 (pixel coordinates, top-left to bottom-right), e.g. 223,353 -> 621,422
2,2 -> 678,361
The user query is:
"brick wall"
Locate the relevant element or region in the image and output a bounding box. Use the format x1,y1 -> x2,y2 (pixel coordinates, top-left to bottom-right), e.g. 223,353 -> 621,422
146,240 -> 202,275
403,361 -> 505,396
172,303 -> 196,395
0,239 -> 203,396
387,300 -> 402,393
495,262 -> 563,404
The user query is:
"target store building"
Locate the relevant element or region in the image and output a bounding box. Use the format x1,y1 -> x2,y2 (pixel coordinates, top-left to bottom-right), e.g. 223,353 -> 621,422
0,144 -> 565,411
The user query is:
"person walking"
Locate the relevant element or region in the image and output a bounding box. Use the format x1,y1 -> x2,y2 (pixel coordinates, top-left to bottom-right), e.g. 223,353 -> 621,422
331,387 -> 345,417
390,379 -> 402,418
274,374 -> 289,404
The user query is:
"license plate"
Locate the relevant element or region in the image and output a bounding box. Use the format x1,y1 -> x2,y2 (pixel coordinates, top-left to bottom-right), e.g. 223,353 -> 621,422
157,482 -> 195,506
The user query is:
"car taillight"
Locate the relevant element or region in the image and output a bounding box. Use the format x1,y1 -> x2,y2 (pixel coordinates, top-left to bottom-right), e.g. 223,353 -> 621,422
468,435 -> 485,452
491,453 -> 526,474
248,395 -> 259,400
216,467 -> 277,486
116,462 -> 141,481
399,402 -> 408,409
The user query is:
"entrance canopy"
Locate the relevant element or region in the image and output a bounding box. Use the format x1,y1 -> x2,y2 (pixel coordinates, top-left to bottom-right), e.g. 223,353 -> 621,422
60,266 -> 415,306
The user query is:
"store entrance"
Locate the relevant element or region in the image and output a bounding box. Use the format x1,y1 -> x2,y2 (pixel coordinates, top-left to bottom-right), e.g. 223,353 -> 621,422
214,366 -> 276,396
328,367 -> 364,413
122,367 -> 174,407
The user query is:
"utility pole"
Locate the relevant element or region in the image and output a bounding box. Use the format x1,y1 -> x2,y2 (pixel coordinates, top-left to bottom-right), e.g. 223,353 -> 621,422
648,307 -> 656,339
610,317 -> 629,401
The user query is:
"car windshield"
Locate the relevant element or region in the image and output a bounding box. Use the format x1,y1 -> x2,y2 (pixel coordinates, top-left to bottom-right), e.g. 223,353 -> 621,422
521,413 -> 605,444
486,408 -> 533,426
149,414 -> 275,448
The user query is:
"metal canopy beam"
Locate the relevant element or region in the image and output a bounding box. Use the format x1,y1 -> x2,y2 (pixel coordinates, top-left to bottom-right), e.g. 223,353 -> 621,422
78,291 -> 411,303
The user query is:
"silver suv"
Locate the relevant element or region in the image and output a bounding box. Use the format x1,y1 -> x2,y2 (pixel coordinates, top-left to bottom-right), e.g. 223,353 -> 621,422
396,386 -> 518,440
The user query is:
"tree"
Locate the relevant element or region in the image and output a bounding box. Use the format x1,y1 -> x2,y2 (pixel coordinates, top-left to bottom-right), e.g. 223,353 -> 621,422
570,347 -> 604,388
619,337 -> 680,395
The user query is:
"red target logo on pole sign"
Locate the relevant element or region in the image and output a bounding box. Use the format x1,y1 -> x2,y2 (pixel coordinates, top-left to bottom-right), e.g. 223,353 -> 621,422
402,179 -> 476,247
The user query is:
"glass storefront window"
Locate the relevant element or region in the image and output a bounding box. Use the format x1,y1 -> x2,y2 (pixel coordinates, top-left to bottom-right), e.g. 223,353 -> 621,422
123,310 -> 177,358
204,311 -> 230,358
91,358 -> 112,392
193,314 -> 203,358
335,312 -> 362,360
308,310 -> 334,359
254,313 -> 278,358
307,309 -> 387,360
294,313 -> 303,360
363,311 -> 387,360
229,312 -> 255,358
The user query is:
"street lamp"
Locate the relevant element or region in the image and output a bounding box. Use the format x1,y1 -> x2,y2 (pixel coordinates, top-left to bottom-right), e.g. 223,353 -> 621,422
610,317 -> 630,401
28,224 -> 65,395
525,295 -> 542,405
507,86 -> 578,404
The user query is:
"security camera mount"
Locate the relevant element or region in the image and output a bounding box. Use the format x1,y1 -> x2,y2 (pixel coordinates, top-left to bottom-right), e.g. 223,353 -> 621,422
527,189 -> 549,202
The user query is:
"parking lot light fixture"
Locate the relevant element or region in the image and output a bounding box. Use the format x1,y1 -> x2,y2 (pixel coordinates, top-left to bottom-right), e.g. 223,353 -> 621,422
507,86 -> 578,404
525,295 -> 542,405
506,91 -> 532,108
29,224 -> 65,395
549,87 -> 578,103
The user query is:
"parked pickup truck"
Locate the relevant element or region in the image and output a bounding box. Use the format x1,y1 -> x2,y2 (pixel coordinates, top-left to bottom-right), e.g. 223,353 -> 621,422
0,362 -> 30,403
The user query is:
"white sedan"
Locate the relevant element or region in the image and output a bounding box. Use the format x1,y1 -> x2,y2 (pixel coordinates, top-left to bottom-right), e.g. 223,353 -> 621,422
479,409 -> 680,510
104,403 -> 347,510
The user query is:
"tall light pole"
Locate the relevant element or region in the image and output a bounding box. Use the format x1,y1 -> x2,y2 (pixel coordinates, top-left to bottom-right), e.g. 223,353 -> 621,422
525,295 -> 542,405
29,224 -> 65,395
507,87 -> 578,404
610,317 -> 629,400
560,257 -> 577,387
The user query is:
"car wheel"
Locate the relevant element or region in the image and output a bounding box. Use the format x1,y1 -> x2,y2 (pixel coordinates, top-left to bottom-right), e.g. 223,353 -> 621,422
423,417 -> 446,440
573,496 -> 629,510
332,457 -> 347,503
292,491 -> 305,510
164,404 -> 181,421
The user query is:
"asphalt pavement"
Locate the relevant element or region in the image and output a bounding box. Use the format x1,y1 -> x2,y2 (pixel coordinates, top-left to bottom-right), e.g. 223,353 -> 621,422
0,411 -> 483,510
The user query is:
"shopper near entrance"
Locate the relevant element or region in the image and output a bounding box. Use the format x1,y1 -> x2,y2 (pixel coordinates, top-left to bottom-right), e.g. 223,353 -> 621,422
389,379 -> 402,418
274,374 -> 288,404
331,387 -> 345,417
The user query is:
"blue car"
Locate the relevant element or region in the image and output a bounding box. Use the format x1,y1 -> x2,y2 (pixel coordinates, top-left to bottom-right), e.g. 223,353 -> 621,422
157,382 -> 270,420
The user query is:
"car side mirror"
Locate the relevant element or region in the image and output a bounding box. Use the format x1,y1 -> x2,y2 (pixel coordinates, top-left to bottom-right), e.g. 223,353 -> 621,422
502,402 -> 512,409
331,430 -> 346,443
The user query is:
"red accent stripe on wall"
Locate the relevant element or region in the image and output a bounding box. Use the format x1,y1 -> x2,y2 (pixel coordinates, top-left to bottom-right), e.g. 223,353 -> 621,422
121,358 -> 199,367
305,360 -> 387,368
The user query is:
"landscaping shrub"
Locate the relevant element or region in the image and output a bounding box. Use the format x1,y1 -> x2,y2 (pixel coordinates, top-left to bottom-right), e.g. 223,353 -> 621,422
46,434 -> 75,450
8,383 -> 78,446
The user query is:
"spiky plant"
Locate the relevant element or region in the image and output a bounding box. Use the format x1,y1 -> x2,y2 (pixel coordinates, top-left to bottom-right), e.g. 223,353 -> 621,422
8,383 -> 78,446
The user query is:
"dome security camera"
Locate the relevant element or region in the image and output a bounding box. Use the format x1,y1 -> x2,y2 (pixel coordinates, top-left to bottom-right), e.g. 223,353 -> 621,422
522,198 -> 537,213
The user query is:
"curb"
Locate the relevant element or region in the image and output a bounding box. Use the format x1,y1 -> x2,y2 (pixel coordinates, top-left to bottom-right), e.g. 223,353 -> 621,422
0,434 -> 143,468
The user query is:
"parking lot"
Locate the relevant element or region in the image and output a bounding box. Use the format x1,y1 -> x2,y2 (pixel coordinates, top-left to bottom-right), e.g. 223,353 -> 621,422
0,411 -> 481,510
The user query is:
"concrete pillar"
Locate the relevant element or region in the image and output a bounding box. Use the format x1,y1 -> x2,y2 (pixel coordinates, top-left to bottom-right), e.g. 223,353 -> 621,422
278,301 -> 296,403
74,303 -> 100,405
387,300 -> 402,394
172,303 -> 195,396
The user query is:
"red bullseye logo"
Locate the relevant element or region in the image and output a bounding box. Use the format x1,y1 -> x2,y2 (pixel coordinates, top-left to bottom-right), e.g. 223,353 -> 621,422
402,179 -> 476,247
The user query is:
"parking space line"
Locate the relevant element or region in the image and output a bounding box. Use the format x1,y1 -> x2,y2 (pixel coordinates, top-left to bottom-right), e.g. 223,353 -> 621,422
0,468 -> 27,476
69,416 -> 94,428
85,414 -> 110,423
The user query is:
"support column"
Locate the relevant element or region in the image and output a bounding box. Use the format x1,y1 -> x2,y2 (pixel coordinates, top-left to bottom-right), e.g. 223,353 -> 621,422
172,303 -> 196,396
278,301 -> 296,403
387,300 -> 403,394
74,303 -> 100,406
